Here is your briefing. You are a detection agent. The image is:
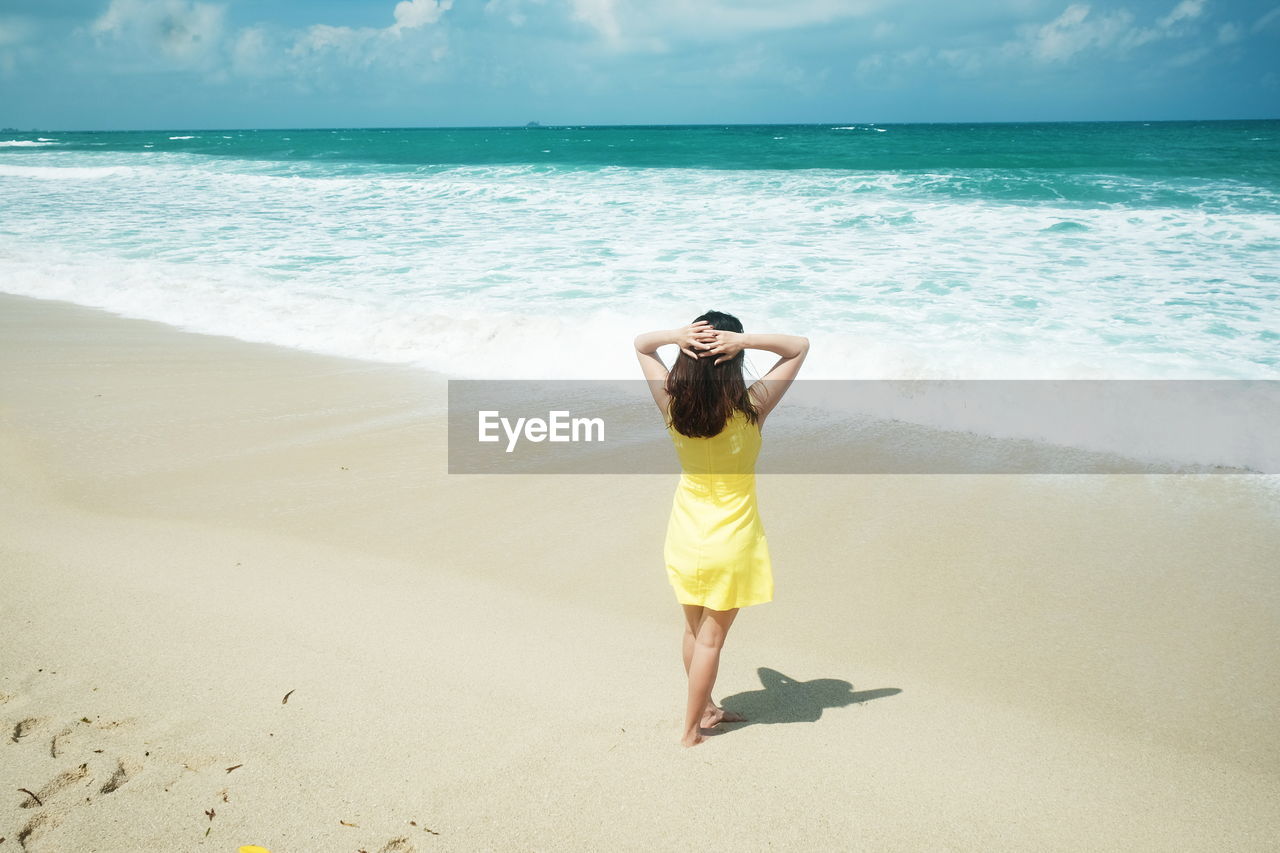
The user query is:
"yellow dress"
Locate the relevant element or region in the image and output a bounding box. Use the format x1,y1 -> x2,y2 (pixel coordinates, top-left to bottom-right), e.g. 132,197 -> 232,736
664,409 -> 774,610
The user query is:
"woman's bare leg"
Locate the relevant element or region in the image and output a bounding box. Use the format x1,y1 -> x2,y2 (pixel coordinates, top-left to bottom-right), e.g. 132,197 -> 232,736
680,604 -> 747,722
681,604 -> 704,676
681,606 -> 739,747
680,604 -> 748,728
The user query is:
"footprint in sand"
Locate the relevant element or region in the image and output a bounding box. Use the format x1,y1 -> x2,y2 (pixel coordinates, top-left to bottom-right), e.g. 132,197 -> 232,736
4,692 -> 165,849
16,751 -> 142,810
20,762 -> 89,808
49,726 -> 71,758
12,752 -> 145,849
10,716 -> 49,744
17,810 -> 57,850
49,716 -> 138,758
99,757 -> 142,794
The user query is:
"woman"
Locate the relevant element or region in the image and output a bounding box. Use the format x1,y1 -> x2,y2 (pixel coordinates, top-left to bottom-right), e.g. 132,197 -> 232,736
634,311 -> 809,747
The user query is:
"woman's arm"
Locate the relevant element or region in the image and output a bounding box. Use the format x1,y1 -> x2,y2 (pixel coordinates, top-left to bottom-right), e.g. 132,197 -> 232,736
700,331 -> 810,424
633,322 -> 716,414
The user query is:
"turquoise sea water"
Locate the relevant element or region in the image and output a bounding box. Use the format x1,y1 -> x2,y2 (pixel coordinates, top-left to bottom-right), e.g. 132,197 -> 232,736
1,121 -> 1277,389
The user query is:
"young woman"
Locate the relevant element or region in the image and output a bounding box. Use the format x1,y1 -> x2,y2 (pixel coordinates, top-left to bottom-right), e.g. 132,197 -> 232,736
634,311 -> 809,747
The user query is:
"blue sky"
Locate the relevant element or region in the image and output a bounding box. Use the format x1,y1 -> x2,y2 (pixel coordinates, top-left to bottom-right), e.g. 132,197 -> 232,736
0,0 -> 1276,129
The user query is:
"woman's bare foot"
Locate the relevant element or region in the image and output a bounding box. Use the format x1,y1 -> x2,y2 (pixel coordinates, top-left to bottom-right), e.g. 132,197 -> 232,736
700,704 -> 747,727
680,727 -> 715,747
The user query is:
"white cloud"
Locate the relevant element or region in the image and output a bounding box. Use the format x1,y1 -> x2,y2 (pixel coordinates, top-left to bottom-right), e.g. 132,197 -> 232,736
1216,21 -> 1242,44
290,0 -> 452,55
856,0 -> 1236,88
392,0 -> 453,34
1157,0 -> 1204,30
568,0 -> 620,41
485,0 -> 548,27
231,26 -> 268,73
83,0 -> 454,79
1030,4 -> 1134,62
935,47 -> 985,76
1000,0 -> 1223,65
290,24 -> 376,66
1166,44 -> 1209,66
279,0 -> 454,76
0,15 -> 38,77
91,0 -> 227,66
560,0 -> 883,51
1252,6 -> 1280,34
655,1 -> 881,35
0,15 -> 35,47
717,42 -> 829,92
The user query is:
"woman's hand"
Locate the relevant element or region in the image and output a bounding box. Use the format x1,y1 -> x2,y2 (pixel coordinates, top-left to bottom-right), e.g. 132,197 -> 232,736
674,321 -> 716,359
700,329 -> 746,364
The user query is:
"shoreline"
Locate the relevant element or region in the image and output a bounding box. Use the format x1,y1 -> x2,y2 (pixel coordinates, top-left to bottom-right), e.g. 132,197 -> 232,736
7,288 -> 1274,477
2,291 -> 1278,850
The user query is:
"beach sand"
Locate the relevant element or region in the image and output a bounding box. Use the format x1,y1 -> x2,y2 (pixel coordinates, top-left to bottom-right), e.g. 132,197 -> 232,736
2,291 -> 1278,851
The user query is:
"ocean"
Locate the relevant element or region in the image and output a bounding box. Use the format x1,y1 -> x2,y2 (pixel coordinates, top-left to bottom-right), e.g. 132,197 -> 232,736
2,122 -> 1278,469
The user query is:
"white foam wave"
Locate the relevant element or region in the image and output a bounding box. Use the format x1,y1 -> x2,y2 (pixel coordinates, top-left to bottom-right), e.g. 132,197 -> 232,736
0,164 -> 132,179
169,135 -> 196,140
0,140 -> 56,147
4,253 -> 1275,472
1,144 -> 1277,465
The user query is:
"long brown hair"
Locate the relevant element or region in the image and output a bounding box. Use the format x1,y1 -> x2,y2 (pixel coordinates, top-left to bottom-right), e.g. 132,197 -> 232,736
665,310 -> 760,438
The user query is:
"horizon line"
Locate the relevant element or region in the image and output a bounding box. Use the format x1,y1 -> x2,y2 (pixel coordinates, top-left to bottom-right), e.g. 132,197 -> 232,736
3,116 -> 1279,134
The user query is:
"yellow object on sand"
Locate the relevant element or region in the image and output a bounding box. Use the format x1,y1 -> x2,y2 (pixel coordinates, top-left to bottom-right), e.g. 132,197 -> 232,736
665,409 -> 774,610
239,847 -> 271,853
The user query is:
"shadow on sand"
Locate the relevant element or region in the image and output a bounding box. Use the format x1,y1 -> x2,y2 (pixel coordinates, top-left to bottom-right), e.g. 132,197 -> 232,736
717,667 -> 900,728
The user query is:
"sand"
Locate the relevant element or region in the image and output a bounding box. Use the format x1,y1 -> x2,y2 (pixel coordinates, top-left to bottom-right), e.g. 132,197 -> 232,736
1,291 -> 1278,852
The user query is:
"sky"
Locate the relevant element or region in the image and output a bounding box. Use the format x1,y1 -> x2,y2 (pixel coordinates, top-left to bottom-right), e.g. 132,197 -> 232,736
0,0 -> 1276,129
